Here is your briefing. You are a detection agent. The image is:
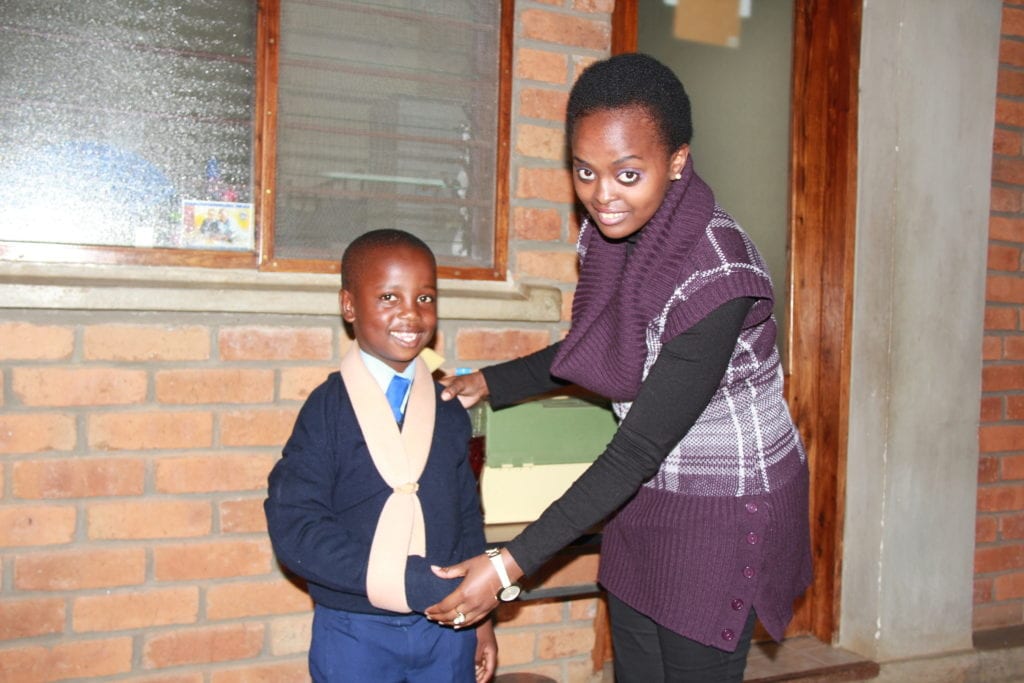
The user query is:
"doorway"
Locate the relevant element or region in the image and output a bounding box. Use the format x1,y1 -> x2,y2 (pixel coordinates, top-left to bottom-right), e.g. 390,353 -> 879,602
612,0 -> 861,645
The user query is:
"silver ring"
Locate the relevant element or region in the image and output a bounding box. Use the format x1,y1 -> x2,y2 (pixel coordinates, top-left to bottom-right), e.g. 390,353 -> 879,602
453,611 -> 466,625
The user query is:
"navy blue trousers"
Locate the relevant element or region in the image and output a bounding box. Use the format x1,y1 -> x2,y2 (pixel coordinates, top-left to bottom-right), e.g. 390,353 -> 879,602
309,604 -> 476,682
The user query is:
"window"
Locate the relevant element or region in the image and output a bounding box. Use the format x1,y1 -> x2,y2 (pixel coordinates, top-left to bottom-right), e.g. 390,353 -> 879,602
0,0 -> 510,279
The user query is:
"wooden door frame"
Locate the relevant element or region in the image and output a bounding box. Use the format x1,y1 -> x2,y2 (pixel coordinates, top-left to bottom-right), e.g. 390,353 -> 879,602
611,0 -> 860,644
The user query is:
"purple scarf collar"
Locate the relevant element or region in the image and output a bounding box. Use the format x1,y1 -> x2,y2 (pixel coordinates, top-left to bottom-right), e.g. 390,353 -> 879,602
550,156 -> 715,401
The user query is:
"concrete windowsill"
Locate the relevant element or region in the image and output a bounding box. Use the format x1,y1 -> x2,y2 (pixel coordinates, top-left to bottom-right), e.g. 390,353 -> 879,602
0,262 -> 563,321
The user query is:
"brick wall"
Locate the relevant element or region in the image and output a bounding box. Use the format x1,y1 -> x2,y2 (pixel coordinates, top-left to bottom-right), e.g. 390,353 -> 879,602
0,2 -> 614,681
977,1 -> 1024,631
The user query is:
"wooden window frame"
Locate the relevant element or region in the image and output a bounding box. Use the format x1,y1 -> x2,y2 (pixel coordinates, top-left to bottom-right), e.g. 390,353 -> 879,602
0,0 -> 513,282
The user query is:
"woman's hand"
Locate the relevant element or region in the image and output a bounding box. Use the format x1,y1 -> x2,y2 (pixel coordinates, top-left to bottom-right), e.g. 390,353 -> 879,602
425,549 -> 521,628
474,619 -> 498,682
439,371 -> 490,408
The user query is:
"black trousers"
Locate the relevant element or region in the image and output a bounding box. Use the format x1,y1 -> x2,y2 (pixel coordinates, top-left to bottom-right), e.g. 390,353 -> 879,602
608,593 -> 757,683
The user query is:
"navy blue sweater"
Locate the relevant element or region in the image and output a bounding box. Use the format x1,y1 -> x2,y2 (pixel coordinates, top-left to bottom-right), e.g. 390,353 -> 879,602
264,372 -> 486,614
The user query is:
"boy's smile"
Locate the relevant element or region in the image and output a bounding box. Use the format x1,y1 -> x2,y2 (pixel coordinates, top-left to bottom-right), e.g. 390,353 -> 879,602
340,243 -> 437,373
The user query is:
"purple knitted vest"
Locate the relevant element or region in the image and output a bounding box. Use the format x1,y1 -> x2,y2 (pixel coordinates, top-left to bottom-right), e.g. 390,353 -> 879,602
551,157 -> 773,402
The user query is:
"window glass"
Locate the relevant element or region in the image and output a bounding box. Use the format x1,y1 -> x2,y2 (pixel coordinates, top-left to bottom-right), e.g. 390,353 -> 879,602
0,0 -> 256,250
272,0 -> 500,268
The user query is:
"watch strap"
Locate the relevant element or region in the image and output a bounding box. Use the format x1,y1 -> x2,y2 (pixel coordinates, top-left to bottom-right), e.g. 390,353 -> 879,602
486,547 -> 513,588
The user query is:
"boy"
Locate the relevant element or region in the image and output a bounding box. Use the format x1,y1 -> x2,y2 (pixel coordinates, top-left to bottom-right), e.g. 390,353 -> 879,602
265,229 -> 497,682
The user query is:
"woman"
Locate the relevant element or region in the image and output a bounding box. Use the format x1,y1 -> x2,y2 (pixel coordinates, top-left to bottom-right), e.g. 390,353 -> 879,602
427,53 -> 811,682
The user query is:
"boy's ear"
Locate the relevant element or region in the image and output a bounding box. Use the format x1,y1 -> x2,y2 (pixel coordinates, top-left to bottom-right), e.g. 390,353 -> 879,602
340,289 -> 356,322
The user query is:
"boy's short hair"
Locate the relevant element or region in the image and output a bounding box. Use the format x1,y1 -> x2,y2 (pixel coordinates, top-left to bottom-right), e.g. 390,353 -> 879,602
566,52 -> 693,152
341,229 -> 436,290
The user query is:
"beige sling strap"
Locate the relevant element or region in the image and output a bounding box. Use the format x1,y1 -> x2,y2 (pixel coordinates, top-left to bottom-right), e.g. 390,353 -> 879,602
339,344 -> 435,613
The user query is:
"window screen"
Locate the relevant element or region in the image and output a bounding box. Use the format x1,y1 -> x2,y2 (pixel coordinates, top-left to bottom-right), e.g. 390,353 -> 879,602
272,0 -> 501,269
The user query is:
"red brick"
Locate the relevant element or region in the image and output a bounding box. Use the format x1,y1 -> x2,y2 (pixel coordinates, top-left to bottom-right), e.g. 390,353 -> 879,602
218,326 -> 333,361
988,275 -> 1024,303
206,579 -> 313,620
518,250 -> 580,283
280,366 -> 334,401
83,325 -> 210,361
1001,513 -> 1024,541
514,207 -> 563,242
456,329 -> 553,361
88,500 -> 212,540
981,424 -> 1024,453
561,289 -> 574,322
990,244 -> 1022,272
493,631 -> 537,666
13,457 -> 144,499
155,454 -> 276,494
994,570 -> 1024,600
537,625 -> 595,659
1003,454 -> 1024,480
1008,395 -> 1024,419
994,155 -> 1024,186
0,597 -> 65,640
74,587 -> 199,632
994,127 -> 1023,155
15,548 -> 146,591
521,9 -> 609,50
975,577 -> 994,604
12,368 -> 147,407
118,674 -> 203,683
154,540 -> 273,581
977,543 -> 1024,575
973,601 -> 1024,631
520,87 -> 568,122
20,637 -> 134,680
143,623 -> 264,669
1001,37 -> 1024,68
220,409 -> 297,447
516,167 -> 576,204
978,514 -> 999,543
220,498 -> 269,534
978,484 -> 1024,512
986,305 -> 1018,331
268,614 -> 313,656
992,186 -> 1022,212
979,455 -> 1001,483
517,123 -> 567,161
574,0 -> 614,12
997,99 -> 1024,128
88,411 -> 213,450
991,216 -> 1024,242
210,661 -> 310,683
0,413 -> 76,454
155,368 -> 274,405
0,505 -> 76,547
983,365 -> 1024,392
1003,336 -> 1024,359
984,335 -> 1003,360
496,600 -> 564,627
516,48 -> 569,84
1004,6 -> 1024,37
0,323 -> 73,360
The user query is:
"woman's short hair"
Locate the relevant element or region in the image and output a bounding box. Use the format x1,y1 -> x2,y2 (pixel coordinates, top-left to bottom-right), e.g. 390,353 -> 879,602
566,52 -> 693,152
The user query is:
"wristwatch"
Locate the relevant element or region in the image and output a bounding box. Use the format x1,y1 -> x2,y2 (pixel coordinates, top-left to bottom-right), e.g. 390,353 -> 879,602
486,547 -> 522,601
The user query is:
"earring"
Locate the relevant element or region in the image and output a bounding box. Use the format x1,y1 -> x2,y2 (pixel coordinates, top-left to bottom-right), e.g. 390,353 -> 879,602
672,172 -> 682,181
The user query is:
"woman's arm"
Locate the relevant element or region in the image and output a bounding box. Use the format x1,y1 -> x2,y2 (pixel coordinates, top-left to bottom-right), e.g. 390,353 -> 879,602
426,297 -> 755,625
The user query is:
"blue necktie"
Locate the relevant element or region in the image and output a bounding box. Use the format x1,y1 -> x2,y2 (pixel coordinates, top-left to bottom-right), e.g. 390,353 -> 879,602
385,375 -> 411,423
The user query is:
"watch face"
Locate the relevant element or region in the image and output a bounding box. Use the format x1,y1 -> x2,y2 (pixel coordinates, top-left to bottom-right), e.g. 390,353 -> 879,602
498,584 -> 522,602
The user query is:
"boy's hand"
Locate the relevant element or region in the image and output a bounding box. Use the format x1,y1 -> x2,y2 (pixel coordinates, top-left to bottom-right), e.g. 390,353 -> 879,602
439,371 -> 489,408
474,619 -> 497,682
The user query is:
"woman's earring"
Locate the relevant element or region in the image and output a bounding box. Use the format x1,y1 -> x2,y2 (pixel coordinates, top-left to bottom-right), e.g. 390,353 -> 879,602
672,172 -> 682,181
